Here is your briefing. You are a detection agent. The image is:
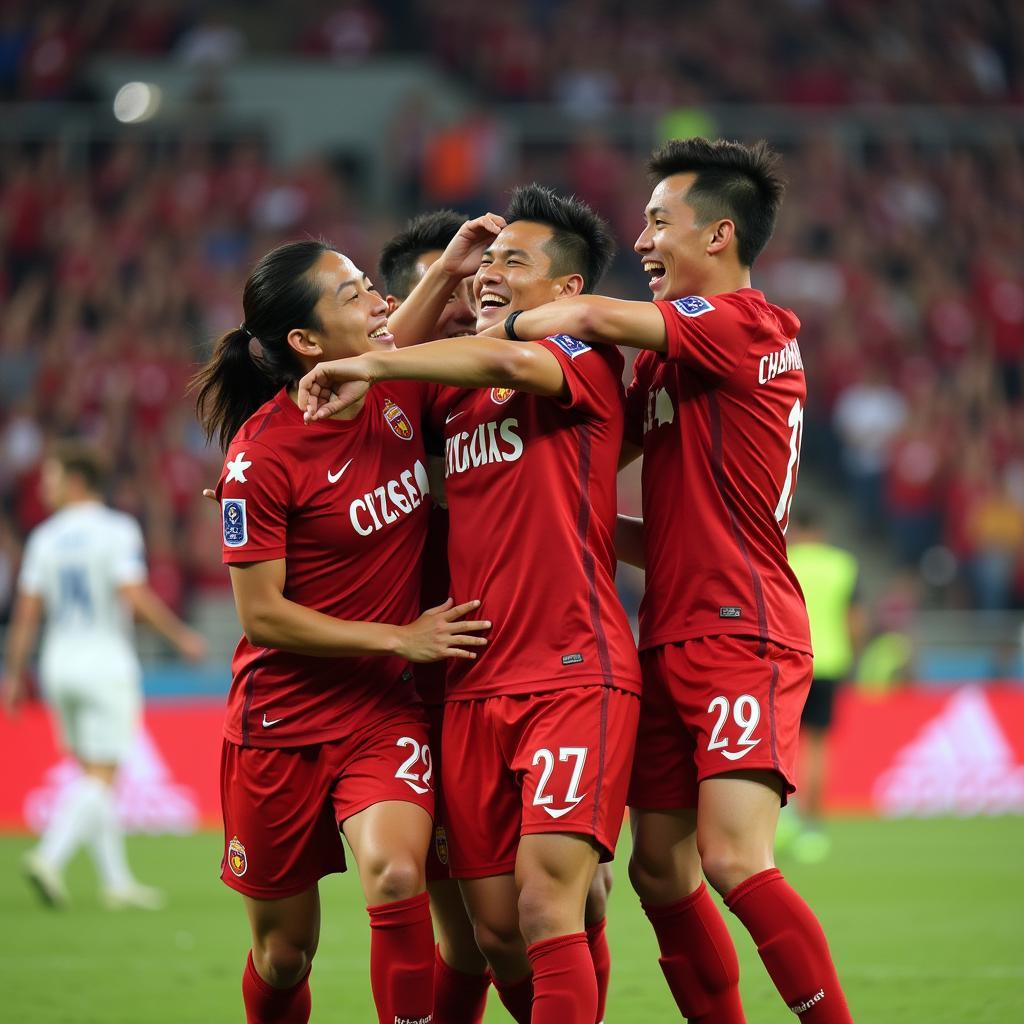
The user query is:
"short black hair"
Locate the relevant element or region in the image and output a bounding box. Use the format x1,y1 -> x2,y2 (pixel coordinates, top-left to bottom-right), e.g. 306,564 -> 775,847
648,138 -> 786,268
52,441 -> 107,493
378,210 -> 467,299
504,184 -> 615,293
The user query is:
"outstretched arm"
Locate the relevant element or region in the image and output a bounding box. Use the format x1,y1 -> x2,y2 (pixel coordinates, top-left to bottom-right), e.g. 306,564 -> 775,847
299,336 -> 568,421
483,295 -> 669,353
120,583 -> 208,662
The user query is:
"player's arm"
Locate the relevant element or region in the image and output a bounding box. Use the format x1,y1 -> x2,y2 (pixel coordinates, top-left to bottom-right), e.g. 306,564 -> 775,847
120,583 -> 208,663
483,295 -> 669,353
229,558 -> 490,663
1,590 -> 43,713
298,336 -> 568,421
387,213 -> 505,348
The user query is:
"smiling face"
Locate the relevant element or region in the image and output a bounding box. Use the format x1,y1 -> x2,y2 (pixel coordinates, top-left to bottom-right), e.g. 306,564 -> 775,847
410,249 -> 477,338
298,250 -> 393,362
635,172 -> 723,301
473,220 -> 581,331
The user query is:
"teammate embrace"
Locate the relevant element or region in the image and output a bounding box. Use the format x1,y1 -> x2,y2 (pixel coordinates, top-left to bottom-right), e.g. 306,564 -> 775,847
201,137 -> 855,1023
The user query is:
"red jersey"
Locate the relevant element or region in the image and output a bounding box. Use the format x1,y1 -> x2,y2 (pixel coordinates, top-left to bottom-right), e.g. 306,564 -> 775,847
216,385 -> 431,748
413,501 -> 450,707
437,335 -> 641,701
624,290 -> 812,654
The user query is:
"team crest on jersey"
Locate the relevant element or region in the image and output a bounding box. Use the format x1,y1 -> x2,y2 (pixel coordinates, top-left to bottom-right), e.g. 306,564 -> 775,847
491,387 -> 516,405
434,825 -> 449,866
672,295 -> 715,317
383,398 -> 414,440
227,836 -> 247,877
547,333 -> 591,359
222,499 -> 248,547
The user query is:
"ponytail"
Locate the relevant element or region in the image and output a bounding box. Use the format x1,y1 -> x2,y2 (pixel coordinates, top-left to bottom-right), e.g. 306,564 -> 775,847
191,328 -> 280,451
190,239 -> 332,451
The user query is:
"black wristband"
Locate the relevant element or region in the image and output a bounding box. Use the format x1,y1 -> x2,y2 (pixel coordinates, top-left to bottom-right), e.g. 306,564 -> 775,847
503,309 -> 524,340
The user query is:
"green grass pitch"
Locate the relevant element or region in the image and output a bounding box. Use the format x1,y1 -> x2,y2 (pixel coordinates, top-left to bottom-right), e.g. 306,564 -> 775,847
2,817 -> 1022,1022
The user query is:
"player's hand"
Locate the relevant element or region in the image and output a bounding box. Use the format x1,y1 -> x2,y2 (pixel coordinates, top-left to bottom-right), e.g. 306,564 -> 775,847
439,214 -> 506,280
298,359 -> 373,422
395,598 -> 491,663
202,488 -> 217,502
176,628 -> 208,663
1,673 -> 27,716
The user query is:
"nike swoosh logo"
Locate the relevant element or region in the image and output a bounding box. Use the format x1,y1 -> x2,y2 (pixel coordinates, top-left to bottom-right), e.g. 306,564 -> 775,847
541,798 -> 585,819
327,459 -> 354,484
720,739 -> 761,761
262,714 -> 284,728
445,410 -> 466,424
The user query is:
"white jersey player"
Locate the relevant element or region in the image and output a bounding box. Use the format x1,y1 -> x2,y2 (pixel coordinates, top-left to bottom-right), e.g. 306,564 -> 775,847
2,443 -> 206,909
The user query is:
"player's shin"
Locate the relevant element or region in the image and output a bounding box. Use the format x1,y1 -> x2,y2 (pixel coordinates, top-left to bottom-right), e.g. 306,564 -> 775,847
527,932 -> 598,1024
242,951 -> 311,1024
367,892 -> 435,1024
725,868 -> 853,1023
641,882 -> 745,1023
433,944 -> 490,1024
584,917 -> 611,1023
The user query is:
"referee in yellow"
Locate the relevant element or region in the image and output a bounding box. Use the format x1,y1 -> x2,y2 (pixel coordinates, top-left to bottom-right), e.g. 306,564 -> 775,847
785,504 -> 866,861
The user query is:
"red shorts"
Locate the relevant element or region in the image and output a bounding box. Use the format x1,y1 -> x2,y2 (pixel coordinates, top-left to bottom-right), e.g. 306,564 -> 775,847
628,636 -> 811,810
423,701 -> 452,883
219,712 -> 434,899
442,686 -> 640,879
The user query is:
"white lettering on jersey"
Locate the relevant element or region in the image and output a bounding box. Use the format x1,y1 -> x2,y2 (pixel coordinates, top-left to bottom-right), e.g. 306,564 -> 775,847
644,388 -> 675,433
444,418 -> 524,478
758,339 -> 804,385
349,460 -> 429,536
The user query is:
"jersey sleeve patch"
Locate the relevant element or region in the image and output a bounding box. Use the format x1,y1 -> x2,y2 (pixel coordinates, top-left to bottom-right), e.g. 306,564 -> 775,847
671,295 -> 716,318
546,333 -> 592,359
222,498 -> 248,547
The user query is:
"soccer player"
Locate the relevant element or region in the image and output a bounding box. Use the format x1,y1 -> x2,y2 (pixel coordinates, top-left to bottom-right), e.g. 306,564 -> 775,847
191,239 -> 490,1024
380,209 -> 492,1022
783,504 -> 865,862
381,208 -> 619,1023
481,139 -> 855,1023
2,441 -> 207,910
299,186 -> 642,1024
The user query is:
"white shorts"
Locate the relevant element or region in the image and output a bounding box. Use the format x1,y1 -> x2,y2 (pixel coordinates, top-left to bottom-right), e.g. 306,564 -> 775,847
40,654 -> 141,764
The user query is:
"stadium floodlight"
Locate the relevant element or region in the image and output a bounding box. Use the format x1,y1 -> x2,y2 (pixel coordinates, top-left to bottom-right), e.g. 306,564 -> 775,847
113,82 -> 162,124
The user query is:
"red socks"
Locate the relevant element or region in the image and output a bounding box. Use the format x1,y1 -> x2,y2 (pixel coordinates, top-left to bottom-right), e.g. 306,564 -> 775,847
367,892 -> 435,1024
585,918 -> 611,1022
725,868 -> 853,1023
433,944 -> 490,1024
242,951 -> 311,1024
492,971 -> 533,1024
642,882 -> 744,1023
527,932 -> 597,1024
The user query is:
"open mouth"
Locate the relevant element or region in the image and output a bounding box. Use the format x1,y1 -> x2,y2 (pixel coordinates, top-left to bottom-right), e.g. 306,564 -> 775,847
478,291 -> 510,313
643,260 -> 666,291
369,324 -> 391,340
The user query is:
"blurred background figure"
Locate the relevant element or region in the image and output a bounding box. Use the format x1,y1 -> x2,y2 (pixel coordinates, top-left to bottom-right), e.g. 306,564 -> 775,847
2,442 -> 206,909
781,505 -> 866,862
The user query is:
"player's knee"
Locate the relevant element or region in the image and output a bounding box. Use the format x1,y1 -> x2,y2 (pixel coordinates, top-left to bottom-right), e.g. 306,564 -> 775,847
698,840 -> 770,896
517,880 -> 580,944
365,854 -> 424,904
254,936 -> 315,988
627,846 -> 666,900
472,915 -> 526,974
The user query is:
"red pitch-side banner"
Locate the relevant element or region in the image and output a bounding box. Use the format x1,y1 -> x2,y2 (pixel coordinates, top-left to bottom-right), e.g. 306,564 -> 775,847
1,685 -> 1023,832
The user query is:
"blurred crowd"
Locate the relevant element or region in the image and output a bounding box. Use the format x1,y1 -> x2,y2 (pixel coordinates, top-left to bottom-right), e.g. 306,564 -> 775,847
0,0 -> 1022,627
0,0 -> 1021,108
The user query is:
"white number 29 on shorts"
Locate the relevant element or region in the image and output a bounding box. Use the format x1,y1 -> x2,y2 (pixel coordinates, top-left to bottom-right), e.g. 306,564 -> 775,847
706,695 -> 762,761
395,737 -> 433,794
